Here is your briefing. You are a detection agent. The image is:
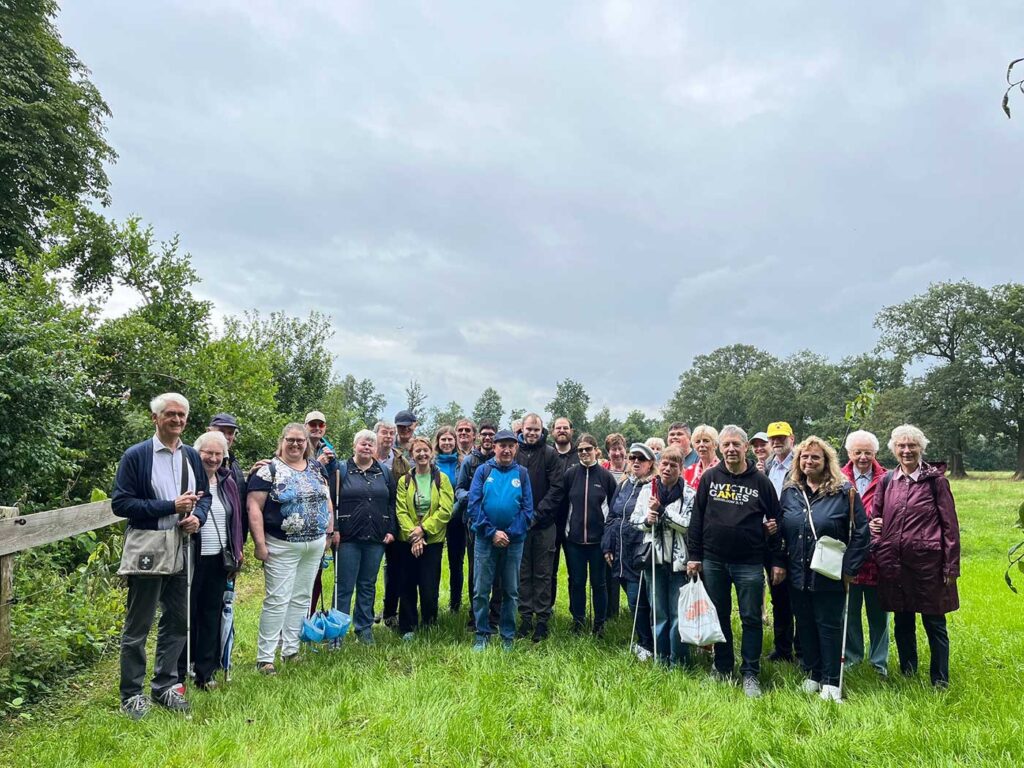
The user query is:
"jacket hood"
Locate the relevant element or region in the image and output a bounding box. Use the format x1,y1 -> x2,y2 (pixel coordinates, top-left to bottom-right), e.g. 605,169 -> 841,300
919,461 -> 948,479
518,428 -> 549,448
717,459 -> 759,479
485,456 -> 519,471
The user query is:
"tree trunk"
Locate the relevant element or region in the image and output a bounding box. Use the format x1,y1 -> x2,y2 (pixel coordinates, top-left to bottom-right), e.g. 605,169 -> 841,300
1013,426 -> 1024,481
948,450 -> 967,479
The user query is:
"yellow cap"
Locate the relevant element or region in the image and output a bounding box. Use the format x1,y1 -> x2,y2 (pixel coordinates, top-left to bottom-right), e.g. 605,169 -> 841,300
766,421 -> 793,438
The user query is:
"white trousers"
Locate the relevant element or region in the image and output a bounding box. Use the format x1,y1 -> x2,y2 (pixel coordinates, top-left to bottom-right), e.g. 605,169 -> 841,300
257,536 -> 324,662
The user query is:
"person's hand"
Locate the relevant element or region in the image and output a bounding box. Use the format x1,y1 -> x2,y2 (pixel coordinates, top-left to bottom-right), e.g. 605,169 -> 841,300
174,492 -> 200,516
254,541 -> 269,562
645,510 -> 660,526
411,526 -> 425,543
604,552 -> 614,567
686,561 -> 702,577
648,496 -> 662,513
412,540 -> 425,557
249,458 -> 270,473
493,531 -> 510,548
177,513 -> 200,534
383,533 -> 395,545
763,519 -> 778,536
756,458 -> 766,472
318,448 -> 335,465
869,517 -> 882,535
331,532 -> 340,548
771,567 -> 787,586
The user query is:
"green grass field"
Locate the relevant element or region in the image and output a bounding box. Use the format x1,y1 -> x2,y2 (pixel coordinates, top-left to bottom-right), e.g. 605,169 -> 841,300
3,475 -> 1023,767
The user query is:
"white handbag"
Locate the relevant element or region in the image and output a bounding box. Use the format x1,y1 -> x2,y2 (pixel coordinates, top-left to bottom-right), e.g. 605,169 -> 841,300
801,488 -> 853,581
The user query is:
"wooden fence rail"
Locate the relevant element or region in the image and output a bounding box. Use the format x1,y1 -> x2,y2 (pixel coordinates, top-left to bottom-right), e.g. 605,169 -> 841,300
0,501 -> 121,666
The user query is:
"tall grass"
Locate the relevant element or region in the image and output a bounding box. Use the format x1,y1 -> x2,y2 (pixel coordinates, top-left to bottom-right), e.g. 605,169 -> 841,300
3,475 -> 1023,767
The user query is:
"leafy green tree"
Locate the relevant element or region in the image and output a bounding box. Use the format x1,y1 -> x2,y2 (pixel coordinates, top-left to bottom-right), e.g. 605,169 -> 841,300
976,283 -> 1024,479
0,1 -> 116,267
422,400 -> 464,438
588,407 -> 623,446
875,281 -> 989,477
339,374 -> 387,427
404,378 -> 428,418
0,255 -> 95,506
621,410 -> 660,446
472,387 -> 504,428
230,311 -> 334,418
665,344 -> 778,428
317,380 -> 368,461
508,407 -> 525,427
546,379 -> 591,433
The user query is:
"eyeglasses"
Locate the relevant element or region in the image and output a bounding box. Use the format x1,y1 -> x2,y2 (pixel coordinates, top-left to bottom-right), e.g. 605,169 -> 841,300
629,455 -> 649,463
577,446 -> 595,454
284,437 -> 307,445
480,432 -> 496,438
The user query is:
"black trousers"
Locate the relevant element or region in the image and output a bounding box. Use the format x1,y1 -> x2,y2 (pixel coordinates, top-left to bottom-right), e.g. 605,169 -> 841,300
382,539 -> 402,620
790,587 -> 845,686
606,562 -> 620,619
176,554 -> 228,685
120,571 -> 186,701
766,562 -> 800,658
446,516 -> 469,611
894,611 -> 950,685
398,542 -> 444,634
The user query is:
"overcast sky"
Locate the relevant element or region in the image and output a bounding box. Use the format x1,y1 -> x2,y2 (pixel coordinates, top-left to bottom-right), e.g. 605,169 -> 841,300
59,1 -> 1024,422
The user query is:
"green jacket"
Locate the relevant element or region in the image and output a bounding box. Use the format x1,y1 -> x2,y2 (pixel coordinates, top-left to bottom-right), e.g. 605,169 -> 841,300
396,466 -> 454,544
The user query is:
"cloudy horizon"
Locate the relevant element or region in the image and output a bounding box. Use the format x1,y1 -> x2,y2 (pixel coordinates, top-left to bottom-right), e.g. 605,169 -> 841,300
58,1 -> 1024,421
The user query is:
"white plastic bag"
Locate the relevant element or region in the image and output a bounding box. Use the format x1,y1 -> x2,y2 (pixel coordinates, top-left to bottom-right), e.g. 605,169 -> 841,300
677,577 -> 726,645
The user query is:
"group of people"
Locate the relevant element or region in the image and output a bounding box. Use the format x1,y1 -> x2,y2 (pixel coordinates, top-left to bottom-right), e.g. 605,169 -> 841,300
111,392 -> 961,719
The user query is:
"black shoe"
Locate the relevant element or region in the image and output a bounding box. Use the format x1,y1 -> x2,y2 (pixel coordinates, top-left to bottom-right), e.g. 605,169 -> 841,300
570,621 -> 586,636
768,650 -> 794,663
516,620 -> 534,639
593,624 -> 606,639
466,617 -> 476,632
532,622 -> 549,643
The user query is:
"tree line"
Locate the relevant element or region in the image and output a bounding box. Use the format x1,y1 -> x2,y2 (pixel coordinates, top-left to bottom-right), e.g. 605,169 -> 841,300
3,1 -> 1024,516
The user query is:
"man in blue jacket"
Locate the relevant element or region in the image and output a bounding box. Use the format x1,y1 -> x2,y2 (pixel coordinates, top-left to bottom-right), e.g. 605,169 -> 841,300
112,393 -> 210,720
467,430 -> 534,650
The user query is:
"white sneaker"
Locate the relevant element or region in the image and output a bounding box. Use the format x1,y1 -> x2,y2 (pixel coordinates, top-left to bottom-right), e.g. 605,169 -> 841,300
802,678 -> 822,694
820,684 -> 843,702
633,644 -> 654,662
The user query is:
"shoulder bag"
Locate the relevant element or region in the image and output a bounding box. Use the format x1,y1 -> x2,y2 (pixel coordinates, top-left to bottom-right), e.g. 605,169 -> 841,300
802,486 -> 855,581
118,452 -> 189,576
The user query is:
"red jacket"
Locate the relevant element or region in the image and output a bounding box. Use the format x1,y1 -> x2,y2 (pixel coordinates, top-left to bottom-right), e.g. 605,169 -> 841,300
840,458 -> 888,586
871,462 -> 960,615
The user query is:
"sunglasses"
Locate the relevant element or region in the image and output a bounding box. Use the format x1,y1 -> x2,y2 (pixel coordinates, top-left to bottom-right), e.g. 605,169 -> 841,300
629,455 -> 649,462
577,446 -> 595,454
306,421 -> 326,428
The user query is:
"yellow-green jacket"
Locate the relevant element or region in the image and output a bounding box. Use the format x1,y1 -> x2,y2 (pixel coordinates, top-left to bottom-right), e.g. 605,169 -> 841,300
396,466 -> 454,544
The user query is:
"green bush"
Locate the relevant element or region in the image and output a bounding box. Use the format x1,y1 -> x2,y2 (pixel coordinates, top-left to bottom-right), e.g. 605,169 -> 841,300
0,531 -> 124,718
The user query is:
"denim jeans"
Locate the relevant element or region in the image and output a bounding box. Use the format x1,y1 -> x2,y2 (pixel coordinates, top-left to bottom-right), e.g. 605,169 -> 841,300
790,587 -> 845,686
622,577 -> 653,653
702,559 -> 765,677
846,584 -> 890,673
648,565 -> 690,665
473,536 -> 525,641
564,542 -> 608,630
336,540 -> 385,636
894,611 -> 949,686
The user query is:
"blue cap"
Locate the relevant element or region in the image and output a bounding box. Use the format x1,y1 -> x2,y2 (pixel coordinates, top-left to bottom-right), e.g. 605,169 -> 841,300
209,413 -> 239,429
493,429 -> 517,443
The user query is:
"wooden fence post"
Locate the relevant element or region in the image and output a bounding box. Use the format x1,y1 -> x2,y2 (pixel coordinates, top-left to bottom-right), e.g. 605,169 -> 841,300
0,506 -> 18,667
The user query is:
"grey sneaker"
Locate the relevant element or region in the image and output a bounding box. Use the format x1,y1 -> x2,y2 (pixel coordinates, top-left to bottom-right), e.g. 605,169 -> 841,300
154,686 -> 191,713
742,675 -> 762,699
120,694 -> 150,720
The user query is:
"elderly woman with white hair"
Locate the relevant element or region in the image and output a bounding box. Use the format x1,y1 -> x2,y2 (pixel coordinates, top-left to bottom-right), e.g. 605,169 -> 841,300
682,424 -> 720,490
871,424 -> 960,688
840,429 -> 891,677
176,430 -> 244,691
248,423 -> 334,675
335,428 -> 398,644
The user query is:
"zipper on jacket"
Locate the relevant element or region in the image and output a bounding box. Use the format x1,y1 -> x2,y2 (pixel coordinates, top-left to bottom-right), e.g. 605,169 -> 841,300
583,466 -> 590,544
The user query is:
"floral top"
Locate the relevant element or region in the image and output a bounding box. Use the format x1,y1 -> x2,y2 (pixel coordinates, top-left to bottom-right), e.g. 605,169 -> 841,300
249,457 -> 330,542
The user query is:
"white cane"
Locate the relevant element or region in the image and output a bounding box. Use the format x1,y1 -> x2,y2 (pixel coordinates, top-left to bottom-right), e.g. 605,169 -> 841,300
184,529 -> 192,687
630,570 -> 642,652
838,582 -> 851,699
650,533 -> 657,662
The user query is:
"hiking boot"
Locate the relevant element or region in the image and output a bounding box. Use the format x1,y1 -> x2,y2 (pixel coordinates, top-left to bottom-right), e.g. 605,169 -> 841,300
401,632 -> 416,642
472,635 -> 489,652
742,675 -> 762,699
801,678 -> 822,694
502,637 -> 515,652
820,684 -> 843,702
592,624 -> 606,639
570,621 -> 586,636
768,650 -> 794,663
357,630 -> 375,646
120,694 -> 150,721
633,644 -> 654,663
383,615 -> 399,629
516,620 -> 534,639
532,622 -> 549,643
154,685 -> 191,713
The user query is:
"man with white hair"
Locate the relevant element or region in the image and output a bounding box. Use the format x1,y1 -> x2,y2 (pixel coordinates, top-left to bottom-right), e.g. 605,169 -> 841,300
112,393 -> 210,719
840,429 -> 891,676
687,425 -> 785,699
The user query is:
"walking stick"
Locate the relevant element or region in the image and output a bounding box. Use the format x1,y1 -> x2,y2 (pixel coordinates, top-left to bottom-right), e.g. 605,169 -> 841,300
838,581 -> 851,699
650,535 -> 657,662
184,530 -> 192,687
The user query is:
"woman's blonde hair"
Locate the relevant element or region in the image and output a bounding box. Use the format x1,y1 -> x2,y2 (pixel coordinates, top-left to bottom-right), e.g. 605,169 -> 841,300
787,435 -> 845,495
691,424 -> 720,446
